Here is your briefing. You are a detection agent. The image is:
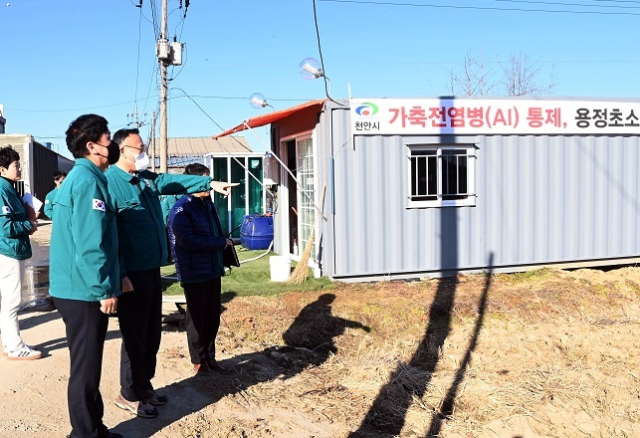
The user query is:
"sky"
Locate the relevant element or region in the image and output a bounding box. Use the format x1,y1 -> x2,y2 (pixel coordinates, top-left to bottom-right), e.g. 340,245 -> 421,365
1,0 -> 639,159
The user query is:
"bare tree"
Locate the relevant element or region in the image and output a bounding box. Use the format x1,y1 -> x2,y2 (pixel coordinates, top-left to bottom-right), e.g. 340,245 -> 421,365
447,49 -> 557,97
502,51 -> 556,96
447,49 -> 497,97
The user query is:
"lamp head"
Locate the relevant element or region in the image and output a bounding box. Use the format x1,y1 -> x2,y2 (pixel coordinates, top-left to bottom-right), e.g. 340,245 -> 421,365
299,58 -> 323,80
249,92 -> 269,109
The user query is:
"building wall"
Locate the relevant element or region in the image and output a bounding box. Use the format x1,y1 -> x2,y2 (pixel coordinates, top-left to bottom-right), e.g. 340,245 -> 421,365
318,103 -> 640,279
30,142 -> 75,200
0,135 -> 75,203
0,134 -> 32,191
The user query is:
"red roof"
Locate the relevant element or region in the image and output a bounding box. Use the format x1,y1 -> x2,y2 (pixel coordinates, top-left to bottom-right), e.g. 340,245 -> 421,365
213,99 -> 326,139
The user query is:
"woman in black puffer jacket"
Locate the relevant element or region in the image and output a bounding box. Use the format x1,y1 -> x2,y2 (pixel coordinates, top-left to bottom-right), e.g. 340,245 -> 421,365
167,163 -> 233,374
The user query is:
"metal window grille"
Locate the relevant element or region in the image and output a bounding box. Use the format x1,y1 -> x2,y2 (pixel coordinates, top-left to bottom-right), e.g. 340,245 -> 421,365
409,147 -> 475,204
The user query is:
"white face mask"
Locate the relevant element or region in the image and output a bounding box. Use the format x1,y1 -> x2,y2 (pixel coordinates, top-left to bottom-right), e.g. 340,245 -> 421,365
132,152 -> 150,172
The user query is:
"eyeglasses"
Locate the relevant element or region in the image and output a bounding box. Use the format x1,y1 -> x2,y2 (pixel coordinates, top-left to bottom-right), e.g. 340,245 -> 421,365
123,144 -> 148,154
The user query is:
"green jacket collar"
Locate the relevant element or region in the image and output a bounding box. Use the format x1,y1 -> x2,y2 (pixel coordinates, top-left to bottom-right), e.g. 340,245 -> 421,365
76,158 -> 108,183
109,164 -> 141,184
0,176 -> 16,191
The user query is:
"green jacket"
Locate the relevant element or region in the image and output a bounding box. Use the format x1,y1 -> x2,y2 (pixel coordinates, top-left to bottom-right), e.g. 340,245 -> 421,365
105,165 -> 212,273
159,194 -> 180,225
43,187 -> 58,219
0,177 -> 33,260
49,159 -> 121,302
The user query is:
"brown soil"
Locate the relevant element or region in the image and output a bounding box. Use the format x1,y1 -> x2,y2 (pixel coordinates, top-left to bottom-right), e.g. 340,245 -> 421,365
2,266 -> 640,437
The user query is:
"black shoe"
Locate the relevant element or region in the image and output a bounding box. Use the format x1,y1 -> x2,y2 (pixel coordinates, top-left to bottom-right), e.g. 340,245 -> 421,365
142,389 -> 168,406
206,359 -> 231,374
98,424 -> 123,438
115,394 -> 159,418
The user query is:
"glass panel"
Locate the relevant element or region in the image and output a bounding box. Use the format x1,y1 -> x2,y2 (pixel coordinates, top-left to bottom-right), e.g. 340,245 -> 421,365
442,150 -> 468,201
212,158 -> 229,235
297,138 -> 315,255
410,150 -> 437,201
247,158 -> 263,214
458,156 -> 468,194
230,158 -> 246,238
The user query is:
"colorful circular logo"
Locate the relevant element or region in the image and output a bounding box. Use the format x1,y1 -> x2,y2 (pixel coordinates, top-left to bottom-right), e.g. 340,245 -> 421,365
355,102 -> 379,116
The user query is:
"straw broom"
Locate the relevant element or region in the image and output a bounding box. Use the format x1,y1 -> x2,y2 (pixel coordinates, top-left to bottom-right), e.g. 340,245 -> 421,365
286,184 -> 326,284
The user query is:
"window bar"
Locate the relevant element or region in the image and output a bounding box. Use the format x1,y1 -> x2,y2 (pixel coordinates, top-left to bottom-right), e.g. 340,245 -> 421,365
421,156 -> 426,196
455,155 -> 459,195
411,157 -> 420,196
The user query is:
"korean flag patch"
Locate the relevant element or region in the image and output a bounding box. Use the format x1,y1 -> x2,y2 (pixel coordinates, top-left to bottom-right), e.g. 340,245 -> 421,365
92,199 -> 106,212
1,206 -> 10,214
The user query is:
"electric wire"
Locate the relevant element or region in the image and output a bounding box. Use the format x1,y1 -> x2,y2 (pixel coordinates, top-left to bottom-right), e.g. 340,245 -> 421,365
583,0 -> 640,4
316,0 -> 640,15
489,0 -> 640,9
132,6 -> 144,124
149,0 -> 160,40
170,87 -> 275,198
311,0 -> 344,106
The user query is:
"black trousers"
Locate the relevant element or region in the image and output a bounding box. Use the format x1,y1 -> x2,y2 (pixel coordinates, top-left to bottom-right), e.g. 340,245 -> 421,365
117,268 -> 162,401
53,297 -> 108,438
183,277 -> 222,364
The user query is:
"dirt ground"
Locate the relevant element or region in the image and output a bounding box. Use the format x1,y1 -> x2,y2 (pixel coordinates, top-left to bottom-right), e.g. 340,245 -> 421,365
2,225 -> 640,437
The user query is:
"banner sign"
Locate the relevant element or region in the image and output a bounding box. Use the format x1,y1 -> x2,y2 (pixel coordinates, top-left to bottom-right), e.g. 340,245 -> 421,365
350,98 -> 640,135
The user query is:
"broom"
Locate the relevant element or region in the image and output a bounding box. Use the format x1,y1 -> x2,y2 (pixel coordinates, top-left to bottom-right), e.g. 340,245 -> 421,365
286,184 -> 326,284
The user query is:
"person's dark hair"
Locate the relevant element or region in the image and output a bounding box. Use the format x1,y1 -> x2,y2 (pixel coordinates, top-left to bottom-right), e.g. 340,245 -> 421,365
0,146 -> 20,169
65,114 -> 109,158
184,163 -> 210,176
53,170 -> 67,181
112,128 -> 140,148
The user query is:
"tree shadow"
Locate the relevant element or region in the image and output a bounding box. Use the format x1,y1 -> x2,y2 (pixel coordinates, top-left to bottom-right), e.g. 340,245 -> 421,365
111,292 -> 369,437
425,254 -> 494,437
349,206 -> 461,437
348,277 -> 460,437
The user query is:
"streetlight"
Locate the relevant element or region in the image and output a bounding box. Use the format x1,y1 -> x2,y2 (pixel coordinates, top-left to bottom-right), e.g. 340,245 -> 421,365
249,92 -> 274,110
299,57 -> 343,106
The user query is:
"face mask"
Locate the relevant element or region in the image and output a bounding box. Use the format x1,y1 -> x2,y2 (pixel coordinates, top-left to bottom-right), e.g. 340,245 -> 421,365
107,142 -> 120,165
132,152 -> 150,172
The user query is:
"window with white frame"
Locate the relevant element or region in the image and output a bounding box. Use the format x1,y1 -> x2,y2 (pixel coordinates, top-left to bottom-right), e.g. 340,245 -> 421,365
407,144 -> 476,208
296,137 -> 316,255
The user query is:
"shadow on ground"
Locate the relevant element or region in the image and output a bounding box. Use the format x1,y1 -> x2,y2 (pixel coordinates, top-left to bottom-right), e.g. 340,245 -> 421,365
111,293 -> 369,437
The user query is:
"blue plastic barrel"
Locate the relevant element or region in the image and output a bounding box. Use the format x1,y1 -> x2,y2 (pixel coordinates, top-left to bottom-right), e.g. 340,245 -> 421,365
240,214 -> 274,250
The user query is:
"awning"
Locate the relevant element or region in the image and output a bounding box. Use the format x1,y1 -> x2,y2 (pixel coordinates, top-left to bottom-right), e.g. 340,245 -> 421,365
213,99 -> 326,139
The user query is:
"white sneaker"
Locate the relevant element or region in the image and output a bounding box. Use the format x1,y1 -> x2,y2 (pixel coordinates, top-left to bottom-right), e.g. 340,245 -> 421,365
7,345 -> 42,361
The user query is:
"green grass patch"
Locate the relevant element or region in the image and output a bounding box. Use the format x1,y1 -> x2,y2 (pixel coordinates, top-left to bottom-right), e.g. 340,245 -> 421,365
508,267 -> 556,284
161,247 -> 336,297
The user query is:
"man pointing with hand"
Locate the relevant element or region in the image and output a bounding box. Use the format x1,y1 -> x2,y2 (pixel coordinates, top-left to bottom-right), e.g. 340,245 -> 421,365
106,128 -> 237,418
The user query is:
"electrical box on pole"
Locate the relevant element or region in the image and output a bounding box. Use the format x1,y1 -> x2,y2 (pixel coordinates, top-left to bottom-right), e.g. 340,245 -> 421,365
171,42 -> 184,66
156,39 -> 171,63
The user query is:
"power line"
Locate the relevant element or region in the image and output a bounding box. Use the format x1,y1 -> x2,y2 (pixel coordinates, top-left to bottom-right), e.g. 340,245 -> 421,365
6,100 -> 143,113
587,0 -> 640,5
316,0 -> 640,15
311,0 -> 342,106
489,0 -> 640,9
134,6 -> 143,113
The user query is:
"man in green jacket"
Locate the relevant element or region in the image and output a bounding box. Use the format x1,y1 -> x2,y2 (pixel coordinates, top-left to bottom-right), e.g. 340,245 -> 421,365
0,146 -> 39,360
50,114 -> 122,438
107,128 -> 237,418
43,170 -> 66,219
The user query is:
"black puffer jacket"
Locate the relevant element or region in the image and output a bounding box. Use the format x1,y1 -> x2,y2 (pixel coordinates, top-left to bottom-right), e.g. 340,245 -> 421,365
167,194 -> 226,282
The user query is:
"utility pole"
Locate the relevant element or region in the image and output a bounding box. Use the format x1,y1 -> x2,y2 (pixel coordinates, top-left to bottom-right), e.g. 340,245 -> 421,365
150,110 -> 156,172
155,0 -> 184,173
159,0 -> 169,173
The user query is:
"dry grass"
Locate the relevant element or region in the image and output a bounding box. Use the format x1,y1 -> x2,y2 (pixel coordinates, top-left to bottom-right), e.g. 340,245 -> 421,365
159,267 -> 640,437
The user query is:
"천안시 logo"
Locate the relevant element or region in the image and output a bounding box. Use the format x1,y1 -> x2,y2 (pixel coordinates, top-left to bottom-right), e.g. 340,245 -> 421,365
355,102 -> 379,117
